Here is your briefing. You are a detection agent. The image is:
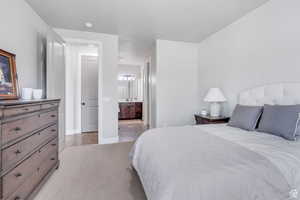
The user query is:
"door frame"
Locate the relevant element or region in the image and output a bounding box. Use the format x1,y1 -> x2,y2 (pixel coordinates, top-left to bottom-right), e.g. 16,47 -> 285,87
46,30 -> 66,152
65,38 -> 103,144
142,61 -> 150,127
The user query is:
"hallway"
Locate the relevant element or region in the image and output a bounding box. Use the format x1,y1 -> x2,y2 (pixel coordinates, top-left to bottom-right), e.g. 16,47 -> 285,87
118,120 -> 147,142
65,120 -> 147,147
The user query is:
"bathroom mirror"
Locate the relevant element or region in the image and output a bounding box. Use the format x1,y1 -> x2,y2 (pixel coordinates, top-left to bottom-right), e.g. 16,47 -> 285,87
118,65 -> 143,102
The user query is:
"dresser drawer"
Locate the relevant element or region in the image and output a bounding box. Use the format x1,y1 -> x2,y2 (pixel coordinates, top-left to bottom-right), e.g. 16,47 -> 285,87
2,142 -> 23,172
3,150 -> 40,199
6,169 -> 40,200
41,102 -> 59,110
6,152 -> 57,200
39,111 -> 58,127
2,111 -> 58,145
2,115 -> 41,145
2,125 -> 58,170
3,105 -> 41,118
38,152 -> 58,180
2,138 -> 58,199
38,138 -> 58,162
38,124 -> 58,145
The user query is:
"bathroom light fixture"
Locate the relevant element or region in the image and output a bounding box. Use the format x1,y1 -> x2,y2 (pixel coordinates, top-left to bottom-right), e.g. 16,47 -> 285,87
85,22 -> 93,28
118,74 -> 136,81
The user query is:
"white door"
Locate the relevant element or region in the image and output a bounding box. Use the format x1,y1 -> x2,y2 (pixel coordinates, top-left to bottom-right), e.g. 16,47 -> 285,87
81,55 -> 98,133
46,30 -> 66,152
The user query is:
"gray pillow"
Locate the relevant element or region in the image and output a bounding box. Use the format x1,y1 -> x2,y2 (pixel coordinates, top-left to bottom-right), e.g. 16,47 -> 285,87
257,104 -> 300,141
228,105 -> 263,131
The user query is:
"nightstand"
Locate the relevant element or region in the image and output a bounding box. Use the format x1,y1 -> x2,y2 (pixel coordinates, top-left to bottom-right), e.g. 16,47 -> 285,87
194,114 -> 230,125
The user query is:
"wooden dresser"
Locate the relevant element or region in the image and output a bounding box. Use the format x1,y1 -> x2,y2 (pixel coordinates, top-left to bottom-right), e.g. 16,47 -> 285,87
0,99 -> 60,200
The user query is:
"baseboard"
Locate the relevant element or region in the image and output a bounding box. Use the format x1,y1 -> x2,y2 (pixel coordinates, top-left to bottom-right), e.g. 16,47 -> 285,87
100,136 -> 119,144
66,129 -> 81,135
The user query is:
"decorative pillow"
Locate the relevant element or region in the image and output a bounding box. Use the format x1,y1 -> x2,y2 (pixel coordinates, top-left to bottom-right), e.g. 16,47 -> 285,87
228,105 -> 263,131
257,104 -> 300,141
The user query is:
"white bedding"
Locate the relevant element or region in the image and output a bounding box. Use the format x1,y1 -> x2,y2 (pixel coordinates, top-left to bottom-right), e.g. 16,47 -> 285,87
131,124 -> 300,200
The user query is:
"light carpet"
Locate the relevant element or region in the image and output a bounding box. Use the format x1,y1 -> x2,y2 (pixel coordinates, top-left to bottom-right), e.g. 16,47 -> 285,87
34,142 -> 147,200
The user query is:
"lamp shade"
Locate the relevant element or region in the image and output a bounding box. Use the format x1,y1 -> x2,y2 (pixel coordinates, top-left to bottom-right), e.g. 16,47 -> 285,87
204,88 -> 227,102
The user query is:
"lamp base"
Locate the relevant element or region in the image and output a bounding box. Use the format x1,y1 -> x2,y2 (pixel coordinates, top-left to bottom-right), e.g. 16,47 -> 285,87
210,102 -> 221,117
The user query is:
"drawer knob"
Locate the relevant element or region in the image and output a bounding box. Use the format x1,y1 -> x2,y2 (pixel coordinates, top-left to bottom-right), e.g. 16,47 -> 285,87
22,108 -> 29,111
51,143 -> 57,146
15,149 -> 21,154
15,173 -> 22,178
51,158 -> 56,161
51,115 -> 56,118
51,129 -> 56,132
14,196 -> 22,200
13,127 -> 21,132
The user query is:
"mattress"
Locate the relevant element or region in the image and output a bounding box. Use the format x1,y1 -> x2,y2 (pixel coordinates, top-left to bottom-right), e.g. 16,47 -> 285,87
131,124 -> 300,200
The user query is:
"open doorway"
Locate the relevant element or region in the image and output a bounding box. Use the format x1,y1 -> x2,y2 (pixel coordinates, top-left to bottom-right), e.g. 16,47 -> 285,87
65,42 -> 99,147
118,64 -> 148,142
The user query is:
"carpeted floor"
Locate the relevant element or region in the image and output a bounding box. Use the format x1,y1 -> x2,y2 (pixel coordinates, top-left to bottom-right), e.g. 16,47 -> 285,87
34,142 -> 147,200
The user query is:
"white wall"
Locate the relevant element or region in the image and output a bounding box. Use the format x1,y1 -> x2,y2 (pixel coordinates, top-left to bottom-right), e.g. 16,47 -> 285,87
155,40 -> 200,127
65,44 -> 98,135
55,29 -> 119,143
0,0 -> 50,89
198,0 -> 300,116
118,64 -> 142,79
0,0 -> 67,150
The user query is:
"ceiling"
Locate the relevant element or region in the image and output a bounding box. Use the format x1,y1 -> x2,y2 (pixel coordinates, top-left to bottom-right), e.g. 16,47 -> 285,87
26,0 -> 269,64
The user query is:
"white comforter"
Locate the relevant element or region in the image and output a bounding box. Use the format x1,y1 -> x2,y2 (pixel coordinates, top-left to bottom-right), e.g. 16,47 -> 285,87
131,124 -> 300,200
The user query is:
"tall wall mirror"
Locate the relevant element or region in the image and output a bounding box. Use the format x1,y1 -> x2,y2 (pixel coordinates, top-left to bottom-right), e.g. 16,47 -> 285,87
118,64 -> 143,102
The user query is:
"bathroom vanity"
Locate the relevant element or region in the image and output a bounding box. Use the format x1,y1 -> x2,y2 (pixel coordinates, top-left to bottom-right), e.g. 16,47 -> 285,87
118,102 -> 143,120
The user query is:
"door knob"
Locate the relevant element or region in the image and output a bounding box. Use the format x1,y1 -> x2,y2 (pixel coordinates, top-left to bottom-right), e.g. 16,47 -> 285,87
81,102 -> 86,106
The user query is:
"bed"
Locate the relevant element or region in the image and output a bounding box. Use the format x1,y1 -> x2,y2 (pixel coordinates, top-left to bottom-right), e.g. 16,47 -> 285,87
131,83 -> 300,200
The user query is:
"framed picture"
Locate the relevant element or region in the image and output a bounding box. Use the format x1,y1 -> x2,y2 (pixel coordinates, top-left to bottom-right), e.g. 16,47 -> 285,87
0,49 -> 18,100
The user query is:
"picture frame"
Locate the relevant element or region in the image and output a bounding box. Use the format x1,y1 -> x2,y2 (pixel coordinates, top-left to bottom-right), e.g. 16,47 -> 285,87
0,49 -> 19,100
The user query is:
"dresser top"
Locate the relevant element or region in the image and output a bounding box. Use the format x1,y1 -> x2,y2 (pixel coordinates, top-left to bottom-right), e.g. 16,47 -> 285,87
0,98 -> 60,106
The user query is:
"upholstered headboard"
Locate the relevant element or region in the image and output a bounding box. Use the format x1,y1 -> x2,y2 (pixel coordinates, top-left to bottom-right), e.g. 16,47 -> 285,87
239,82 -> 300,106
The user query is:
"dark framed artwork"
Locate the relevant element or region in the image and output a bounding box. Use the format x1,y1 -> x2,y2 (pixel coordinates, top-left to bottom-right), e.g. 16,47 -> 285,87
0,49 -> 18,100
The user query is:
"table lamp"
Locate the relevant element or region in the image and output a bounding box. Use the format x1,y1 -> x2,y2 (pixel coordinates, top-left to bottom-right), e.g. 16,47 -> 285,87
204,88 -> 227,117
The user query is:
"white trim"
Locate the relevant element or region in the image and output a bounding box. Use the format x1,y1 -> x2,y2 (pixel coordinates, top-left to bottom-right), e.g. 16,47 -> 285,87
63,38 -> 103,145
100,136 -> 119,144
56,30 -> 120,145
66,129 -> 82,135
